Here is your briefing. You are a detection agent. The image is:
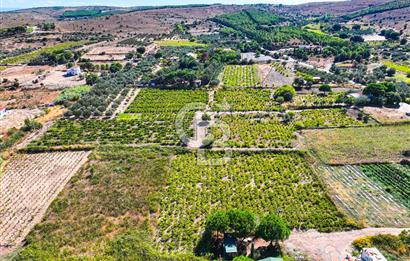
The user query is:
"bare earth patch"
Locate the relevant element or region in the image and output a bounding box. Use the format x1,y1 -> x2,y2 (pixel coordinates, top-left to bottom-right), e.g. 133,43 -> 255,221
284,227 -> 408,261
364,104 -> 410,124
0,151 -> 90,256
0,109 -> 44,135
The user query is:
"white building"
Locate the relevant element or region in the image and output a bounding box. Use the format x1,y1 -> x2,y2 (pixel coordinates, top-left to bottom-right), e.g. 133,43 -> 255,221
361,248 -> 387,261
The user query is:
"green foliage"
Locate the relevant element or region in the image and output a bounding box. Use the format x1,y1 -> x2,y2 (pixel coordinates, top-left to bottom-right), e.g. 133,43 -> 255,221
352,232 -> 410,260
18,146 -> 192,259
211,114 -> 296,148
233,256 -> 254,261
110,62 -> 123,73
206,211 -> 230,233
256,213 -> 291,242
54,85 -> 91,104
157,151 -> 348,251
0,41 -> 87,65
274,85 -> 296,102
125,89 -> 208,113
213,89 -> 280,112
222,65 -> 260,87
226,209 -> 256,238
85,73 -> 99,85
343,0 -> 410,20
360,164 -> 410,208
293,109 -> 364,128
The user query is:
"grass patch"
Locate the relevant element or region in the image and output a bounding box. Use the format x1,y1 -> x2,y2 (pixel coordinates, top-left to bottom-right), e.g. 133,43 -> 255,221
0,41 -> 88,65
383,60 -> 410,74
394,73 -> 410,84
303,125 -> 410,164
154,40 -> 207,47
54,85 -> 91,104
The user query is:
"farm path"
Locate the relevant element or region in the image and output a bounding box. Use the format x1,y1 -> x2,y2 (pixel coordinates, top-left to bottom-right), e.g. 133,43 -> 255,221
283,227 -> 409,261
188,111 -> 209,148
0,151 -> 90,257
111,88 -> 140,119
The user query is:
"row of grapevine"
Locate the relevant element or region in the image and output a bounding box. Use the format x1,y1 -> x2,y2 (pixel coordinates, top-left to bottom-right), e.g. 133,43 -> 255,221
157,152 -> 349,251
222,65 -> 261,87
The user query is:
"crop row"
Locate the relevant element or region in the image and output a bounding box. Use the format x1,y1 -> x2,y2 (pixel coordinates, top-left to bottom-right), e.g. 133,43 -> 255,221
125,89 -> 208,113
360,164 -> 410,209
272,62 -> 290,77
157,152 -> 349,251
321,165 -> 410,227
0,151 -> 90,247
287,94 -> 345,109
28,114 -> 185,147
222,65 -> 261,87
213,89 -> 280,112
293,108 -> 364,128
211,114 -> 296,148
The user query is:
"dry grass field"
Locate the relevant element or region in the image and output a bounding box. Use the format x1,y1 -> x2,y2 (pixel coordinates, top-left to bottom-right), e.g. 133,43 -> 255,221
303,125 -> 410,164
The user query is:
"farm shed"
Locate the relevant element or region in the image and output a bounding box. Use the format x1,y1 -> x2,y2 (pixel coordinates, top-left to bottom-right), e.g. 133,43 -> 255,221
65,67 -> 81,77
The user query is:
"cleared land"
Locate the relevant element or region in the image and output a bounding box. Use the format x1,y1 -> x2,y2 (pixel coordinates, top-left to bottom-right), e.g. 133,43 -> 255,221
320,165 -> 410,227
0,151 -> 90,255
303,125 -> 410,164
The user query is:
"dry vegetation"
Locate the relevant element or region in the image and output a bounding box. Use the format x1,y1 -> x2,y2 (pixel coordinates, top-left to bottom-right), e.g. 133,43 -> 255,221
0,151 -> 90,256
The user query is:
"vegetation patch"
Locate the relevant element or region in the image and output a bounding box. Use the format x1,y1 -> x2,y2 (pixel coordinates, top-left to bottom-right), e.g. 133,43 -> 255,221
303,125 -> 410,164
211,114 -> 296,148
54,85 -> 91,104
157,151 -> 349,251
292,108 -> 365,128
0,41 -> 88,65
383,60 -> 410,74
17,146 -> 201,260
154,40 -> 207,47
213,89 -> 280,112
125,89 -> 208,113
222,65 -> 261,88
320,165 -> 410,227
360,164 -> 410,209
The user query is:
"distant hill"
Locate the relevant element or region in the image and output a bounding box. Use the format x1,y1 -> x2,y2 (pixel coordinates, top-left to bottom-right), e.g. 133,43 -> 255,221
342,0 -> 410,20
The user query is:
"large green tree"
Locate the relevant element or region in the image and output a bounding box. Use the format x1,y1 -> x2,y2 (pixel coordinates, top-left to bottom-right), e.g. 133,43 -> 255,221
227,209 -> 256,238
256,213 -> 290,245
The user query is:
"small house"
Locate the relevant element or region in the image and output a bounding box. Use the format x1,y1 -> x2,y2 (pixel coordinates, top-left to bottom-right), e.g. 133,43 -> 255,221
361,248 -> 387,261
64,67 -> 81,77
223,234 -> 238,258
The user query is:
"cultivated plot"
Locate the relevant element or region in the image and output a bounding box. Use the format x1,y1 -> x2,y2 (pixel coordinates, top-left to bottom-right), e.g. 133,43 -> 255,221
157,152 -> 349,252
0,151 -> 90,255
222,65 -> 261,88
320,165 -> 410,227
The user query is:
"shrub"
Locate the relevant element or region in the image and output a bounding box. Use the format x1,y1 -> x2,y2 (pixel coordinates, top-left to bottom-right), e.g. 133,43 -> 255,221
274,85 -> 296,102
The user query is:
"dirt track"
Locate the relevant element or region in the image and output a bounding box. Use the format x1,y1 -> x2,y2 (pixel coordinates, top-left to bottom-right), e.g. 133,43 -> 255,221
284,227 -> 409,260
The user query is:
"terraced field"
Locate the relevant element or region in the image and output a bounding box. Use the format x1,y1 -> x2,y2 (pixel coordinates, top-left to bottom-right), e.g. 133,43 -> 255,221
0,151 -> 90,255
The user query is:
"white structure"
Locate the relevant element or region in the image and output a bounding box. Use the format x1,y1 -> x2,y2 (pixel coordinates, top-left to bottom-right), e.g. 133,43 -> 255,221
361,248 -> 387,261
64,67 -> 81,77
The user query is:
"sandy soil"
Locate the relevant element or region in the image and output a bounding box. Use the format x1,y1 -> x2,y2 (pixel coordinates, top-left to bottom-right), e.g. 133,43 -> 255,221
0,89 -> 59,109
284,228 -> 408,261
0,65 -> 85,90
0,109 -> 44,135
258,64 -> 294,88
